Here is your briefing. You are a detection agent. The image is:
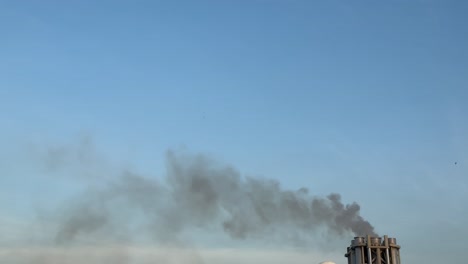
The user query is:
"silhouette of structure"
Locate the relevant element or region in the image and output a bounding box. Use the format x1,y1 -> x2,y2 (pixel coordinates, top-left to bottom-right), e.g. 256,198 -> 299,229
345,235 -> 401,264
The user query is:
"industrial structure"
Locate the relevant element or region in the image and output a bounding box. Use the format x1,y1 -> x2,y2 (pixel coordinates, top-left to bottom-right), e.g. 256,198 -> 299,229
345,235 -> 401,264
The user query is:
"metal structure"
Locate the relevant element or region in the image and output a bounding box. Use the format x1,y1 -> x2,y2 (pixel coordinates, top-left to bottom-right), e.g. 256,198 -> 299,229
345,235 -> 401,264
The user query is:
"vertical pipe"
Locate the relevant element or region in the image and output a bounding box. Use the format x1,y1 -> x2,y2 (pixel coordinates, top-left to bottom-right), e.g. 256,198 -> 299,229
390,247 -> 397,264
384,235 -> 390,264
362,246 -> 366,264
374,237 -> 381,264
376,247 -> 381,264
355,247 -> 362,264
367,235 -> 372,264
367,247 -> 372,264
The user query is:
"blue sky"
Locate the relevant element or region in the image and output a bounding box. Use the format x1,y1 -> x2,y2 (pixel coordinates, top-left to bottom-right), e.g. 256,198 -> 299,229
1,1 -> 467,263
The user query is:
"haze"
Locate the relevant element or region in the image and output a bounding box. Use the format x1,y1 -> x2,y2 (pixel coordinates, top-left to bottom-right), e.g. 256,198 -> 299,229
1,1 -> 467,263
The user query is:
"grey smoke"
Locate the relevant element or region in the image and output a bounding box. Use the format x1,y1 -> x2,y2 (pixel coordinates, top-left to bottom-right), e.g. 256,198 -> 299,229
50,147 -> 377,245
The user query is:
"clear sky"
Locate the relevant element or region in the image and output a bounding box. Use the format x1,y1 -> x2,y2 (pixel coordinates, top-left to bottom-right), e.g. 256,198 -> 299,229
1,1 -> 467,264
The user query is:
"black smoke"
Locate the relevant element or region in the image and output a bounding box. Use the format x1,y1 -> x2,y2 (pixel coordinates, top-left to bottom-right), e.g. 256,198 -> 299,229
50,147 -> 377,245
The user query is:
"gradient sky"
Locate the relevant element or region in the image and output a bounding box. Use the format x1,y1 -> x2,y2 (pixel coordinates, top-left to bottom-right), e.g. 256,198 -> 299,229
1,1 -> 467,264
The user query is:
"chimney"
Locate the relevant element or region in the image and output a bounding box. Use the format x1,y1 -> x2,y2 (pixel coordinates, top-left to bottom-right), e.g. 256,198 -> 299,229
345,235 -> 401,264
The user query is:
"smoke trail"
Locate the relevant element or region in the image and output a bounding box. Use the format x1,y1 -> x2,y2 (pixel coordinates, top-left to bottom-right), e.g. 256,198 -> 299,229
48,147 -> 377,246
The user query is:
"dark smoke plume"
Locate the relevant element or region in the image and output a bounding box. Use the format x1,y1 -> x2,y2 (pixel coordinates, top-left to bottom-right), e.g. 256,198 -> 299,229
50,147 -> 377,245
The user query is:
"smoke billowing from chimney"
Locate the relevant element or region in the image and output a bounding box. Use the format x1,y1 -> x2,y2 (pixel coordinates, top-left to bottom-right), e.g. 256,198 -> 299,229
47,144 -> 377,245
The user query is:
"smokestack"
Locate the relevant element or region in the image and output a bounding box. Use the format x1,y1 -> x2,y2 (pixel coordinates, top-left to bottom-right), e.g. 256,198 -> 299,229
345,235 -> 401,264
